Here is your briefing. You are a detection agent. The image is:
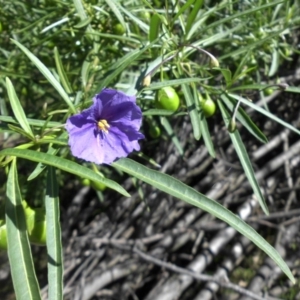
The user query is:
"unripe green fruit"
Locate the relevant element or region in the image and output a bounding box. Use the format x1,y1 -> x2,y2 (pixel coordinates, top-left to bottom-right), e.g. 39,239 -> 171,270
284,48 -> 291,57
0,224 -> 7,250
264,87 -> 274,96
81,178 -> 91,186
21,87 -> 28,96
227,119 -> 237,133
113,23 -> 125,35
200,96 -> 216,118
155,87 -> 180,111
25,206 -> 46,246
81,178 -> 106,191
0,202 -> 47,248
149,125 -> 161,138
90,180 -> 106,191
140,11 -> 150,20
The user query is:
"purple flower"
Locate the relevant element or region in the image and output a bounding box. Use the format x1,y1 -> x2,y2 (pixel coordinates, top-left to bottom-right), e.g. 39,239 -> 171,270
66,89 -> 144,165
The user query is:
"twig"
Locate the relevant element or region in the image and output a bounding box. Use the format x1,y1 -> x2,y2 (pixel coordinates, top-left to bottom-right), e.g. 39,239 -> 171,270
130,246 -> 275,300
247,208 -> 300,222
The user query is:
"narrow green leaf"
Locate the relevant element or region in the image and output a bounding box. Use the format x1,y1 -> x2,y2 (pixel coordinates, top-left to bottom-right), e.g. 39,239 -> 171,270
186,6 -> 215,40
74,17 -> 92,28
143,109 -> 181,116
199,111 -> 215,158
0,98 -> 10,138
36,138 -> 68,146
0,115 -> 61,128
192,85 -> 215,157
45,167 -> 63,300
7,124 -> 35,140
181,83 -> 201,140
285,86 -> 300,93
6,78 -> 34,138
0,96 -> 9,115
185,0 -> 204,36
86,31 -> 139,43
54,47 -> 73,94
204,0 -> 284,32
113,158 -> 295,283
80,42 -> 101,90
94,42 -> 155,93
149,13 -> 161,42
73,0 -> 87,20
219,69 -> 232,88
11,39 -> 76,114
268,45 -> 280,77
144,77 -> 209,91
228,93 -> 300,136
160,117 -> 183,155
195,24 -> 243,48
220,30 -> 282,60
139,54 -> 177,87
232,50 -> 251,82
173,0 -> 195,21
0,70 -> 30,79
0,148 -> 130,197
28,146 -> 59,181
218,100 -> 269,215
104,0 -> 126,31
0,123 -> 14,134
221,94 -> 268,144
116,5 -> 149,33
6,159 -> 41,300
229,84 -> 271,92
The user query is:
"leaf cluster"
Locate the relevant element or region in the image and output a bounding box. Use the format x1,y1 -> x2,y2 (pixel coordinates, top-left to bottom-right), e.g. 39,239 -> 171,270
0,0 -> 300,298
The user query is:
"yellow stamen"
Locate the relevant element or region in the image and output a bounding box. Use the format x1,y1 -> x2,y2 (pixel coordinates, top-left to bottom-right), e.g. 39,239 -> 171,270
97,119 -> 110,133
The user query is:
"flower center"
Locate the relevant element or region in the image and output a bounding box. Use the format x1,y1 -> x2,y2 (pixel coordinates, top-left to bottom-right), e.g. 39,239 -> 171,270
97,119 -> 110,133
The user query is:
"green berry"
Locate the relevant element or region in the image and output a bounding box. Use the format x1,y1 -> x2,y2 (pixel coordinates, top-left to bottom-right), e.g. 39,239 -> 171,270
227,119 -> 237,133
90,180 -> 107,191
81,178 -> 106,191
0,224 -> 7,250
81,178 -> 91,186
149,125 -> 161,138
140,11 -> 150,20
264,87 -> 274,96
25,206 -> 46,246
155,87 -> 180,111
113,23 -> 125,35
199,94 -> 216,118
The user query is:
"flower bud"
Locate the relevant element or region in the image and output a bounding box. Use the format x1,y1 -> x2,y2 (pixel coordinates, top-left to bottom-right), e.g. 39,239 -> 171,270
228,119 -> 237,133
143,75 -> 151,87
209,57 -> 219,68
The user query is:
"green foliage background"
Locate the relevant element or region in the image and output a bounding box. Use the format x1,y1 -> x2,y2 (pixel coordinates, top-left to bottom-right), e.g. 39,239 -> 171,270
0,0 -> 299,299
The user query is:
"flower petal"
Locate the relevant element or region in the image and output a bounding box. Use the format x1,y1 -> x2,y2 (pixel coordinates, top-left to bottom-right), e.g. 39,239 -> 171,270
100,127 -> 144,164
66,88 -> 144,165
92,95 -> 104,120
96,90 -> 140,124
101,100 -> 143,135
66,113 -> 105,164
94,89 -> 136,107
